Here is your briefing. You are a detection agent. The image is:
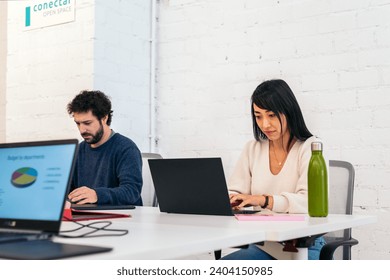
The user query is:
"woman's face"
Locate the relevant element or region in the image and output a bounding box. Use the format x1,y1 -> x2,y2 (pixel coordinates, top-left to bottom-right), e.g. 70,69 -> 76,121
253,104 -> 289,141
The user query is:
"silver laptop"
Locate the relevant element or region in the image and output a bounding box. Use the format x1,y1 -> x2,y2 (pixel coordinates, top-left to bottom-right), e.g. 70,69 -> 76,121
148,157 -> 260,216
0,139 -> 112,259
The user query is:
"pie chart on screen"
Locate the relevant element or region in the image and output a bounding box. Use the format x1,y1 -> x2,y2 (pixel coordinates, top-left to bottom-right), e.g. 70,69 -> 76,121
11,167 -> 38,188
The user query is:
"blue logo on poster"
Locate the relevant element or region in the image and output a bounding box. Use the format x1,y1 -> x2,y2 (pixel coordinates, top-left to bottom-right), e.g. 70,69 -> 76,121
25,6 -> 31,27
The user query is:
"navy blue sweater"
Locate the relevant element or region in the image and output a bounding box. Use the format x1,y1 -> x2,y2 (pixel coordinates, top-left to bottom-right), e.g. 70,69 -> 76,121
71,133 -> 143,205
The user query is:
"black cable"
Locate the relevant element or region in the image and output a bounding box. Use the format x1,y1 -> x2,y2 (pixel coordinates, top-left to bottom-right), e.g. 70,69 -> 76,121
59,217 -> 129,238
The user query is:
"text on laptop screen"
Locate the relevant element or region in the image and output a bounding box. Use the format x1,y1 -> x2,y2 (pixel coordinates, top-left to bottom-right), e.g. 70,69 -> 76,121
0,143 -> 76,221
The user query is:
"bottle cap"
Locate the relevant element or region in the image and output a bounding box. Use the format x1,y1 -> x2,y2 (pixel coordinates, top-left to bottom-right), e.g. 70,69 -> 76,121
311,142 -> 323,151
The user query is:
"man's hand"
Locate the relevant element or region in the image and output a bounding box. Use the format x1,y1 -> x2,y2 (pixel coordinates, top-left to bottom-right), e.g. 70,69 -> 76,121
68,186 -> 98,204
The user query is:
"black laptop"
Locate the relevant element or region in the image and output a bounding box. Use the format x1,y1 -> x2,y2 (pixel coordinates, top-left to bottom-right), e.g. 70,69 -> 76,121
148,157 -> 260,216
0,139 -> 112,259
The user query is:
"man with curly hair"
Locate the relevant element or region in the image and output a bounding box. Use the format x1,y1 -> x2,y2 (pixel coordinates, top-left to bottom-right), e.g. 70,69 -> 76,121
66,90 -> 143,206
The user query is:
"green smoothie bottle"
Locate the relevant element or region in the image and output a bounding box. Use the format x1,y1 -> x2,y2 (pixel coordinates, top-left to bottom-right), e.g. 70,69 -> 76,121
308,142 -> 328,217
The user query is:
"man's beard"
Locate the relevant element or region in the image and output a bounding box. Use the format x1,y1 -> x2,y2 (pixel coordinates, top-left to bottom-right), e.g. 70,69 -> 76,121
82,123 -> 104,145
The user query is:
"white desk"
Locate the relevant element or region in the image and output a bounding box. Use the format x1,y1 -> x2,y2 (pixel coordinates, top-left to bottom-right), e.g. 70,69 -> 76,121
55,206 -> 376,260
55,207 -> 266,260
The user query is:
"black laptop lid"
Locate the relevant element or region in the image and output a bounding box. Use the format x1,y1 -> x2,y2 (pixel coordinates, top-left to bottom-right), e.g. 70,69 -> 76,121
148,158 -> 234,216
0,139 -> 78,233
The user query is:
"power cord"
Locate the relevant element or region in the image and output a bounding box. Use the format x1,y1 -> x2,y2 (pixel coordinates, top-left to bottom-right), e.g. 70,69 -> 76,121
59,218 -> 129,238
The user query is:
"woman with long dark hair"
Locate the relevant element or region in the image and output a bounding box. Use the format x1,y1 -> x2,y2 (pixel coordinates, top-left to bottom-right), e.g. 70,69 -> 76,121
222,79 -> 325,260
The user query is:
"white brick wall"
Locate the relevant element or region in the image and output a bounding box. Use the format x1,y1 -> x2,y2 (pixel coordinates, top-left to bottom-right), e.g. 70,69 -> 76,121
156,0 -> 390,259
0,2 -> 6,142
5,0 -> 152,152
6,0 -> 95,142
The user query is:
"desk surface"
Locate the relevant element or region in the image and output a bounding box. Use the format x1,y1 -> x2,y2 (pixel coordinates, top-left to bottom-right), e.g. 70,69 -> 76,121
55,206 -> 376,260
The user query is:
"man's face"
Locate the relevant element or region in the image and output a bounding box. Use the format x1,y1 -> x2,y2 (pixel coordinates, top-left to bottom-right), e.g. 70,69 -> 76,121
73,111 -> 106,145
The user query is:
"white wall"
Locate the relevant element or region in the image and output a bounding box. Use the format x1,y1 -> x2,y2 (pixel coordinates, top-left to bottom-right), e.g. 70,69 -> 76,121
0,2 -> 6,142
5,0 -> 152,152
156,0 -> 390,259
93,0 -> 152,152
6,0 -> 95,142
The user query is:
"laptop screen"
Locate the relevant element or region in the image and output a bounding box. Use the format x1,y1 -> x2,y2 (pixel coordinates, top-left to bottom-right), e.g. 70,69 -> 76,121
0,139 -> 78,222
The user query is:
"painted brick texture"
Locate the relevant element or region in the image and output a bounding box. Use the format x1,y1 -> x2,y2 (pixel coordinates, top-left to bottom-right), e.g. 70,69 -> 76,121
156,0 -> 390,259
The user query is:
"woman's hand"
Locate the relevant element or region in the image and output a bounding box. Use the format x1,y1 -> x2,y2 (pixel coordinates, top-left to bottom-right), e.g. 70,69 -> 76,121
229,193 -> 263,209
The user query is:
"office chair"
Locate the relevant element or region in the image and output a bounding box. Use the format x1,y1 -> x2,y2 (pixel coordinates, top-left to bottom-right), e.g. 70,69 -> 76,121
319,160 -> 358,260
214,159 -> 358,260
140,152 -> 162,207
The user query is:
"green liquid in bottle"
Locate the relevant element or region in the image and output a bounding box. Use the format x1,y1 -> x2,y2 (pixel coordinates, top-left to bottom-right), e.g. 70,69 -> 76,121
308,142 -> 328,217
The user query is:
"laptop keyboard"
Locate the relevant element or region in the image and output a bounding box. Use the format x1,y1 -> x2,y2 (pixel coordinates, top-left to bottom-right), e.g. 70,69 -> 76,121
233,209 -> 261,215
0,231 -> 32,243
0,230 -> 52,244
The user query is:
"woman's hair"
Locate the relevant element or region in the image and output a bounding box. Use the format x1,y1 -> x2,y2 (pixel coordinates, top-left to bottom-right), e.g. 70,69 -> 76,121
67,90 -> 113,125
251,79 -> 312,147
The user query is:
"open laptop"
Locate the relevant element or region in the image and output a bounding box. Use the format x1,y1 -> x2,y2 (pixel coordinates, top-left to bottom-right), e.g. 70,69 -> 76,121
0,139 -> 112,259
148,157 -> 260,216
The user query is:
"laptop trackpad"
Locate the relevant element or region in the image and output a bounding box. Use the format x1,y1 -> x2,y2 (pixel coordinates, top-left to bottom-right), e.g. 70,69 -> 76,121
0,240 -> 112,259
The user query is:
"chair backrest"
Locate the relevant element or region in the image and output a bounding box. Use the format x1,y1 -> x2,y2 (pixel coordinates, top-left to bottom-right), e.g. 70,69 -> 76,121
325,160 -> 355,259
141,152 -> 162,207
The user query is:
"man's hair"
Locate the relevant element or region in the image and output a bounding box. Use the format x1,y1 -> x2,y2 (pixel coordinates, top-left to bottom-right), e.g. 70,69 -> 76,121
251,79 -> 313,147
67,90 -> 113,125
